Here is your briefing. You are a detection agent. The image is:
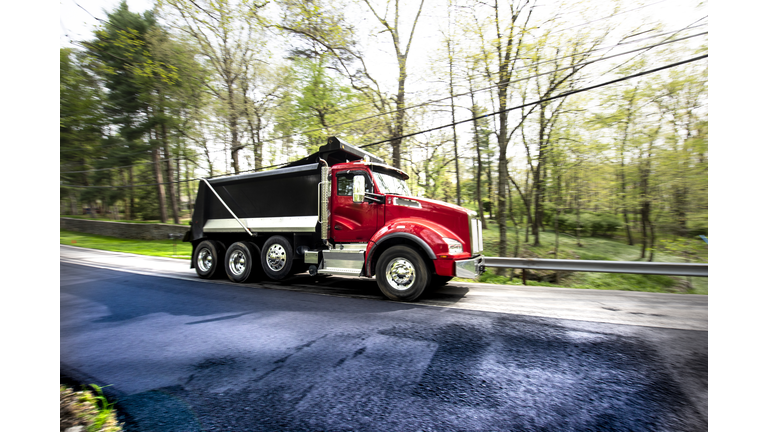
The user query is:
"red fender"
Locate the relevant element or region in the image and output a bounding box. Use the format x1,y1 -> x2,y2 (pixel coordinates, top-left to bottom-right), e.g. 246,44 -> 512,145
364,218 -> 470,277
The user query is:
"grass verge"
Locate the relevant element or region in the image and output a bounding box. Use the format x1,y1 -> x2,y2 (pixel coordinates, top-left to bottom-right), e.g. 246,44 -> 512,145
61,230 -> 192,260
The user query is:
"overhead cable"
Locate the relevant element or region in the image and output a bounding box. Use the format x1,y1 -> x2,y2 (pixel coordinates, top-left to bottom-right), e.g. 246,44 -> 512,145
359,54 -> 708,148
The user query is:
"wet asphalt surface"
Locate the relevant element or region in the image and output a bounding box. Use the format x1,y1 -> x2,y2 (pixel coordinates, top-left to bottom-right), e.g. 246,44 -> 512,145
61,262 -> 707,431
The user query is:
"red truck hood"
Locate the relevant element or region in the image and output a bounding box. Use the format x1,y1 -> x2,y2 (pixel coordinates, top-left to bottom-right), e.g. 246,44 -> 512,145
384,195 -> 473,244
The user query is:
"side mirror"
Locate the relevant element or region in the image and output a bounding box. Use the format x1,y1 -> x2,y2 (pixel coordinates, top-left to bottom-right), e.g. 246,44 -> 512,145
352,175 -> 365,203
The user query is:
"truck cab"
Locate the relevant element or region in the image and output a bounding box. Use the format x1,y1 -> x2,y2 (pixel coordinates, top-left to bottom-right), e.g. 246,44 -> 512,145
186,137 -> 484,301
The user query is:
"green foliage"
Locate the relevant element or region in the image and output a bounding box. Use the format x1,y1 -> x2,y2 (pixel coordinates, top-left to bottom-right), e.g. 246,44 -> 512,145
554,212 -> 622,237
60,384 -> 122,432
577,252 -> 612,261
87,384 -> 117,431
687,219 -> 708,237
572,273 -> 678,293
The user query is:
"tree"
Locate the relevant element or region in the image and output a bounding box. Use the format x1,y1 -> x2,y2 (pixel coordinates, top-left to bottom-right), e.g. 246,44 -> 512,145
468,0 -> 535,269
60,48 -> 105,214
87,1 -> 171,221
158,0 -> 268,174
359,0 -> 425,169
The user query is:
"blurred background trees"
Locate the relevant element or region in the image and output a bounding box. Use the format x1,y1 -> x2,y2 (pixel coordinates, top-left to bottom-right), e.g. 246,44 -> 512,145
60,0 -> 707,261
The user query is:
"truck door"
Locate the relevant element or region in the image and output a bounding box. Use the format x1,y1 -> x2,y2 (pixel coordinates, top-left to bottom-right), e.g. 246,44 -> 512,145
331,171 -> 381,243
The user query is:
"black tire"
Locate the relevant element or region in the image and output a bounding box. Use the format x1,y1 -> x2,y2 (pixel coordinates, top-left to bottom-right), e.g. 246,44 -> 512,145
261,235 -> 294,281
224,242 -> 263,283
375,245 -> 431,302
193,240 -> 224,279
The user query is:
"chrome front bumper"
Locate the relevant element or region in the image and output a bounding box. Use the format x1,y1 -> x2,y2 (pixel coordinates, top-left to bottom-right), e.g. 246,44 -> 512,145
455,255 -> 486,279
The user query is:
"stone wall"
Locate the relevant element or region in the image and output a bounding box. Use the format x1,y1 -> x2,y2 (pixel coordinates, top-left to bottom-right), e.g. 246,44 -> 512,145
60,217 -> 189,240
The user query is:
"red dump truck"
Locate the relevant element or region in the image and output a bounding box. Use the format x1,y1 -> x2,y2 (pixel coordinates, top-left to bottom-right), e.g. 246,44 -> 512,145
184,137 -> 484,301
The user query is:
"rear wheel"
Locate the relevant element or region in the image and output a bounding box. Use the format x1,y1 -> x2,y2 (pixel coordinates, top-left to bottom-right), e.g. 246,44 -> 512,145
261,235 -> 294,281
375,246 -> 431,302
193,240 -> 223,279
224,242 -> 262,283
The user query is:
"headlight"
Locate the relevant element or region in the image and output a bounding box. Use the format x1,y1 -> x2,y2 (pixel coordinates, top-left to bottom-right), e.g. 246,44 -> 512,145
443,238 -> 463,254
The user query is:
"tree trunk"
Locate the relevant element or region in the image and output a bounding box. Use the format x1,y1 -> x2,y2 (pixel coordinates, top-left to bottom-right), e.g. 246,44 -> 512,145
497,105 -> 509,269
128,166 -> 135,220
162,121 -> 180,224
469,90 -> 486,229
69,191 -> 77,215
447,40 -> 461,206
176,149 -> 182,217
227,82 -> 242,174
640,200 -> 651,259
184,146 -> 192,212
151,128 -> 168,223
392,58 -> 406,169
508,181 -> 520,257
575,168 -> 583,247
487,160 -> 493,219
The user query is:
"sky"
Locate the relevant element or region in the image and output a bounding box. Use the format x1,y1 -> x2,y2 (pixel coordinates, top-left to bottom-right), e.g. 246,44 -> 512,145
60,0 -> 155,48
59,0 -> 707,78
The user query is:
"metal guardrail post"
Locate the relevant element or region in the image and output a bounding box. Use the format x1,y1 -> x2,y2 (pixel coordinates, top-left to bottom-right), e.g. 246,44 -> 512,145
482,257 -> 708,277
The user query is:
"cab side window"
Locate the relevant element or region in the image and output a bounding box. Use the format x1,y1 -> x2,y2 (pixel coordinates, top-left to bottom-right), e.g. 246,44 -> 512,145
336,173 -> 373,196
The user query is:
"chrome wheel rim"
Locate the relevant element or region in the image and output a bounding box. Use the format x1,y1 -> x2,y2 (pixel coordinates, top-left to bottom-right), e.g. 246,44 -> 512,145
266,244 -> 287,272
197,247 -> 213,272
385,258 -> 416,291
228,249 -> 247,276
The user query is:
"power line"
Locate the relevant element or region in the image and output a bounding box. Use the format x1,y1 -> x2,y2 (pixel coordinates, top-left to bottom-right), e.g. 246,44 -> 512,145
61,54 -> 707,189
538,0 -> 673,36
62,2 -> 706,175
63,28 -> 706,174
359,54 -> 708,149
253,29 -> 707,147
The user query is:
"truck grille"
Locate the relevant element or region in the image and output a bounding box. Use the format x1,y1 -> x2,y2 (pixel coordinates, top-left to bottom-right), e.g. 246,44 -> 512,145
470,217 -> 483,254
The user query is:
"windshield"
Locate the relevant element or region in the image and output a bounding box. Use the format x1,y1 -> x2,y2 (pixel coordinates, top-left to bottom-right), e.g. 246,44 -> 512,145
373,171 -> 411,196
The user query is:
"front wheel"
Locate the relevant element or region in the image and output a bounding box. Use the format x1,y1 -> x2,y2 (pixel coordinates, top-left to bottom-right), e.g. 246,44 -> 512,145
375,246 -> 431,302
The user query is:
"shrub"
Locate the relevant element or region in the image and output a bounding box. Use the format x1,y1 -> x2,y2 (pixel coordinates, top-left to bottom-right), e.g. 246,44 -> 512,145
688,220 -> 708,237
597,213 -> 622,236
60,384 -> 122,432
553,213 -> 573,234
577,212 -> 622,237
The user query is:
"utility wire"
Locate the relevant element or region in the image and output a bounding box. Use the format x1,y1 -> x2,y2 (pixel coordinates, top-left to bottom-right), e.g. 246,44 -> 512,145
359,54 -> 708,149
63,1 -> 705,174
63,54 -> 707,189
538,0 -> 672,36
64,0 -> 705,161
253,30 -> 707,148
64,27 -> 706,177
130,24 -> 706,159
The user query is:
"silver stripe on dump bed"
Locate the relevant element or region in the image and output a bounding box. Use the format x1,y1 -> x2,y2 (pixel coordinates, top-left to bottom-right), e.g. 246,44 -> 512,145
203,216 -> 319,233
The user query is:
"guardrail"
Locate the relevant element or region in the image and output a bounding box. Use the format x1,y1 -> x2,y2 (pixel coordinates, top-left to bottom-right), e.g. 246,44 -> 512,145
483,257 -> 708,278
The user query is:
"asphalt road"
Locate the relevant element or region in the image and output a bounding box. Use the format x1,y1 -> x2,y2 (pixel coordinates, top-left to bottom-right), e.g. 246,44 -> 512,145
60,246 -> 708,431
